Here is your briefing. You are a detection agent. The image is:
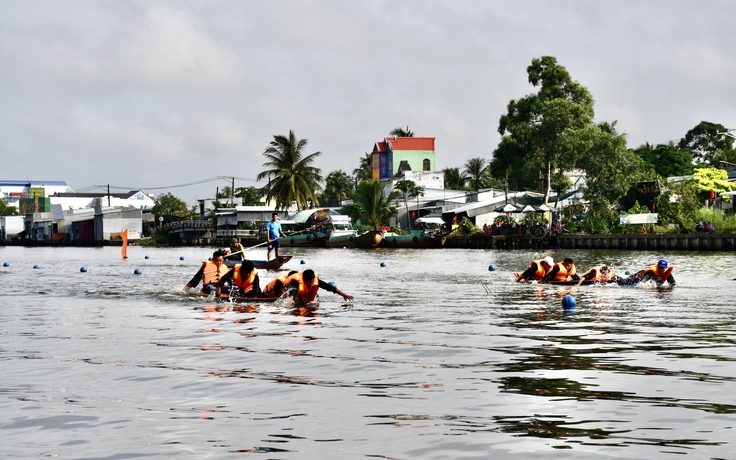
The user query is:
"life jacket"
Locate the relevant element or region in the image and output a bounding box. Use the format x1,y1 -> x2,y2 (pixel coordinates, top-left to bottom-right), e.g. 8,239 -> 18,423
647,264 -> 673,283
263,273 -> 290,297
286,272 -> 320,303
552,262 -> 577,281
530,259 -> 549,279
232,265 -> 258,293
202,260 -> 228,286
587,266 -> 613,282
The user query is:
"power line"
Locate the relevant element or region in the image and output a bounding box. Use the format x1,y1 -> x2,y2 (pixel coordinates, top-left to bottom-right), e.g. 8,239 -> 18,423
88,176 -> 262,192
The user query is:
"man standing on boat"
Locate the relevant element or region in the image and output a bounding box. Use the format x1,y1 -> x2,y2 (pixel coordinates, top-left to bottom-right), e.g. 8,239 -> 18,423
266,212 -> 286,260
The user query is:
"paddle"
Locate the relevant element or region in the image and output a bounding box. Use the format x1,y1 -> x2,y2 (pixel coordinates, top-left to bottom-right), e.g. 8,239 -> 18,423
228,226 -> 317,257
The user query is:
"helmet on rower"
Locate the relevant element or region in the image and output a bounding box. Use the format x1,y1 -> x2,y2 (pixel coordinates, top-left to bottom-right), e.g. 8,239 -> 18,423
657,259 -> 668,269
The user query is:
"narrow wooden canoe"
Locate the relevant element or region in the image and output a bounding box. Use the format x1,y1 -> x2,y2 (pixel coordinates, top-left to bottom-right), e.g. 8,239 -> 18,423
225,255 -> 293,270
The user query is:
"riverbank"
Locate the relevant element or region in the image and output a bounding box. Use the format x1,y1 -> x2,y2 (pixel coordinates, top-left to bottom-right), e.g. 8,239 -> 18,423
445,232 -> 736,251
4,232 -> 736,251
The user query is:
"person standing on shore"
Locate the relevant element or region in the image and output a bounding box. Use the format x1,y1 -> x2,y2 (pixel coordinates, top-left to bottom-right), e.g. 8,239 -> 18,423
266,213 -> 286,260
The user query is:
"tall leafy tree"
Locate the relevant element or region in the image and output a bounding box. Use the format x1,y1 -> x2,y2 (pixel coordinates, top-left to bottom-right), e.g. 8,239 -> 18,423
234,186 -> 264,206
567,121 -> 645,212
443,167 -> 468,190
393,179 -> 425,229
0,199 -> 18,216
257,130 -> 323,211
679,121 -> 734,165
497,56 -> 595,203
463,157 -> 490,191
323,170 -> 355,206
340,180 -> 398,230
633,143 -> 694,178
353,153 -> 373,184
689,167 -> 736,206
152,193 -> 190,223
390,126 -> 414,137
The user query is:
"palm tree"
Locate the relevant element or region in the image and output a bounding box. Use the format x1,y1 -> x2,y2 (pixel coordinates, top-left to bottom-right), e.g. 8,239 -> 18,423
390,126 -> 414,137
464,157 -> 490,191
353,152 -> 373,184
340,180 -> 399,230
257,130 -> 324,211
443,167 -> 468,190
323,170 -> 355,206
393,179 -> 425,230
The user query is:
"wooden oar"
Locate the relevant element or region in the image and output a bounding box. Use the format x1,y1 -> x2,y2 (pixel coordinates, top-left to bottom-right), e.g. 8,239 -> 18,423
228,226 -> 316,257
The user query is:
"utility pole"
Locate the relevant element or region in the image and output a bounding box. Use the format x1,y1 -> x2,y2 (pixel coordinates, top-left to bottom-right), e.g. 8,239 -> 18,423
231,176 -> 235,206
107,184 -> 111,206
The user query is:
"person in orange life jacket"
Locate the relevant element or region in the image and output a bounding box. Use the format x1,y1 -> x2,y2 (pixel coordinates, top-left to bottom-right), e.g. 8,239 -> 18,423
262,270 -> 298,298
516,256 -> 555,282
577,265 -> 616,285
631,259 -> 676,286
185,250 -> 229,295
216,260 -> 262,298
541,257 -> 579,282
284,269 -> 354,304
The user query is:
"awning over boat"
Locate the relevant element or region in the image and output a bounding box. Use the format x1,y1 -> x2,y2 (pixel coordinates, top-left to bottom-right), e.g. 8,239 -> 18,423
415,217 -> 445,225
289,208 -> 341,224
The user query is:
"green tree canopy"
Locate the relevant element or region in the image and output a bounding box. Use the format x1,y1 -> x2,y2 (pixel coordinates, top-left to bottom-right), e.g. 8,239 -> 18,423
633,143 -> 694,178
322,170 -> 355,206
496,56 -> 595,203
689,167 -> 736,206
390,126 -> 414,137
340,180 -> 398,230
257,130 -> 323,211
679,121 -> 735,165
234,186 -> 264,206
0,199 -> 19,216
393,179 -> 425,229
353,153 -> 373,184
569,121 -> 646,212
443,167 -> 468,190
152,193 -> 190,223
463,157 -> 491,191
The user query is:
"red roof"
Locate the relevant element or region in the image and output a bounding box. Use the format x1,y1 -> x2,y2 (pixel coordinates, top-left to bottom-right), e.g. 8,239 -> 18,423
374,137 -> 435,152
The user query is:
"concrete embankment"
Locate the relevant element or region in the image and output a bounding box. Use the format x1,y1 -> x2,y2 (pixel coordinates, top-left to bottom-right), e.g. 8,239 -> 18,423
445,233 -> 736,251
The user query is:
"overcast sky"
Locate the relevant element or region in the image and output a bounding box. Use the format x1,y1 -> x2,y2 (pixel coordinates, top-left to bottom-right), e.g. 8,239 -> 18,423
2,0 -> 735,205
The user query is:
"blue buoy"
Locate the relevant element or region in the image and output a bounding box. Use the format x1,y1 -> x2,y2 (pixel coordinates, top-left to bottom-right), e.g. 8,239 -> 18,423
134,268 -> 142,275
180,256 -> 185,261
145,255 -> 150,259
80,267 -> 88,273
328,281 -> 337,289
123,255 -> 128,259
380,262 -> 387,267
301,260 -> 306,265
3,262 -> 9,267
562,294 -> 576,309
625,270 -> 631,276
488,264 -> 496,272
33,265 -> 40,269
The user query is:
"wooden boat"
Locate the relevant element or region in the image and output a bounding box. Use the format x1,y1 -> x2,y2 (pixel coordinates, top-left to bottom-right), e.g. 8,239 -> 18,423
324,214 -> 359,247
381,230 -> 446,248
330,230 -> 383,248
224,255 -> 293,270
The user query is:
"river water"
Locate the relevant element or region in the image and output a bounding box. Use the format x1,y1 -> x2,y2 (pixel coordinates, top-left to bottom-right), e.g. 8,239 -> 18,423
1,245 -> 734,459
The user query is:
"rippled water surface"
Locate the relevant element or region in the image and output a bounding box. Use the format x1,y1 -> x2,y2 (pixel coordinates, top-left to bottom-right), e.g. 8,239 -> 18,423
1,245 -> 735,459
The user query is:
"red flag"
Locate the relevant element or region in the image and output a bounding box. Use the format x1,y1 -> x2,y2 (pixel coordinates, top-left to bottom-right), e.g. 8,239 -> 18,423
121,229 -> 128,259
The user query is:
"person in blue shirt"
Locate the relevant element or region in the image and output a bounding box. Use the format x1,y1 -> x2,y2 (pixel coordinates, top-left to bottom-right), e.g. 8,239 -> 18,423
266,212 -> 286,260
